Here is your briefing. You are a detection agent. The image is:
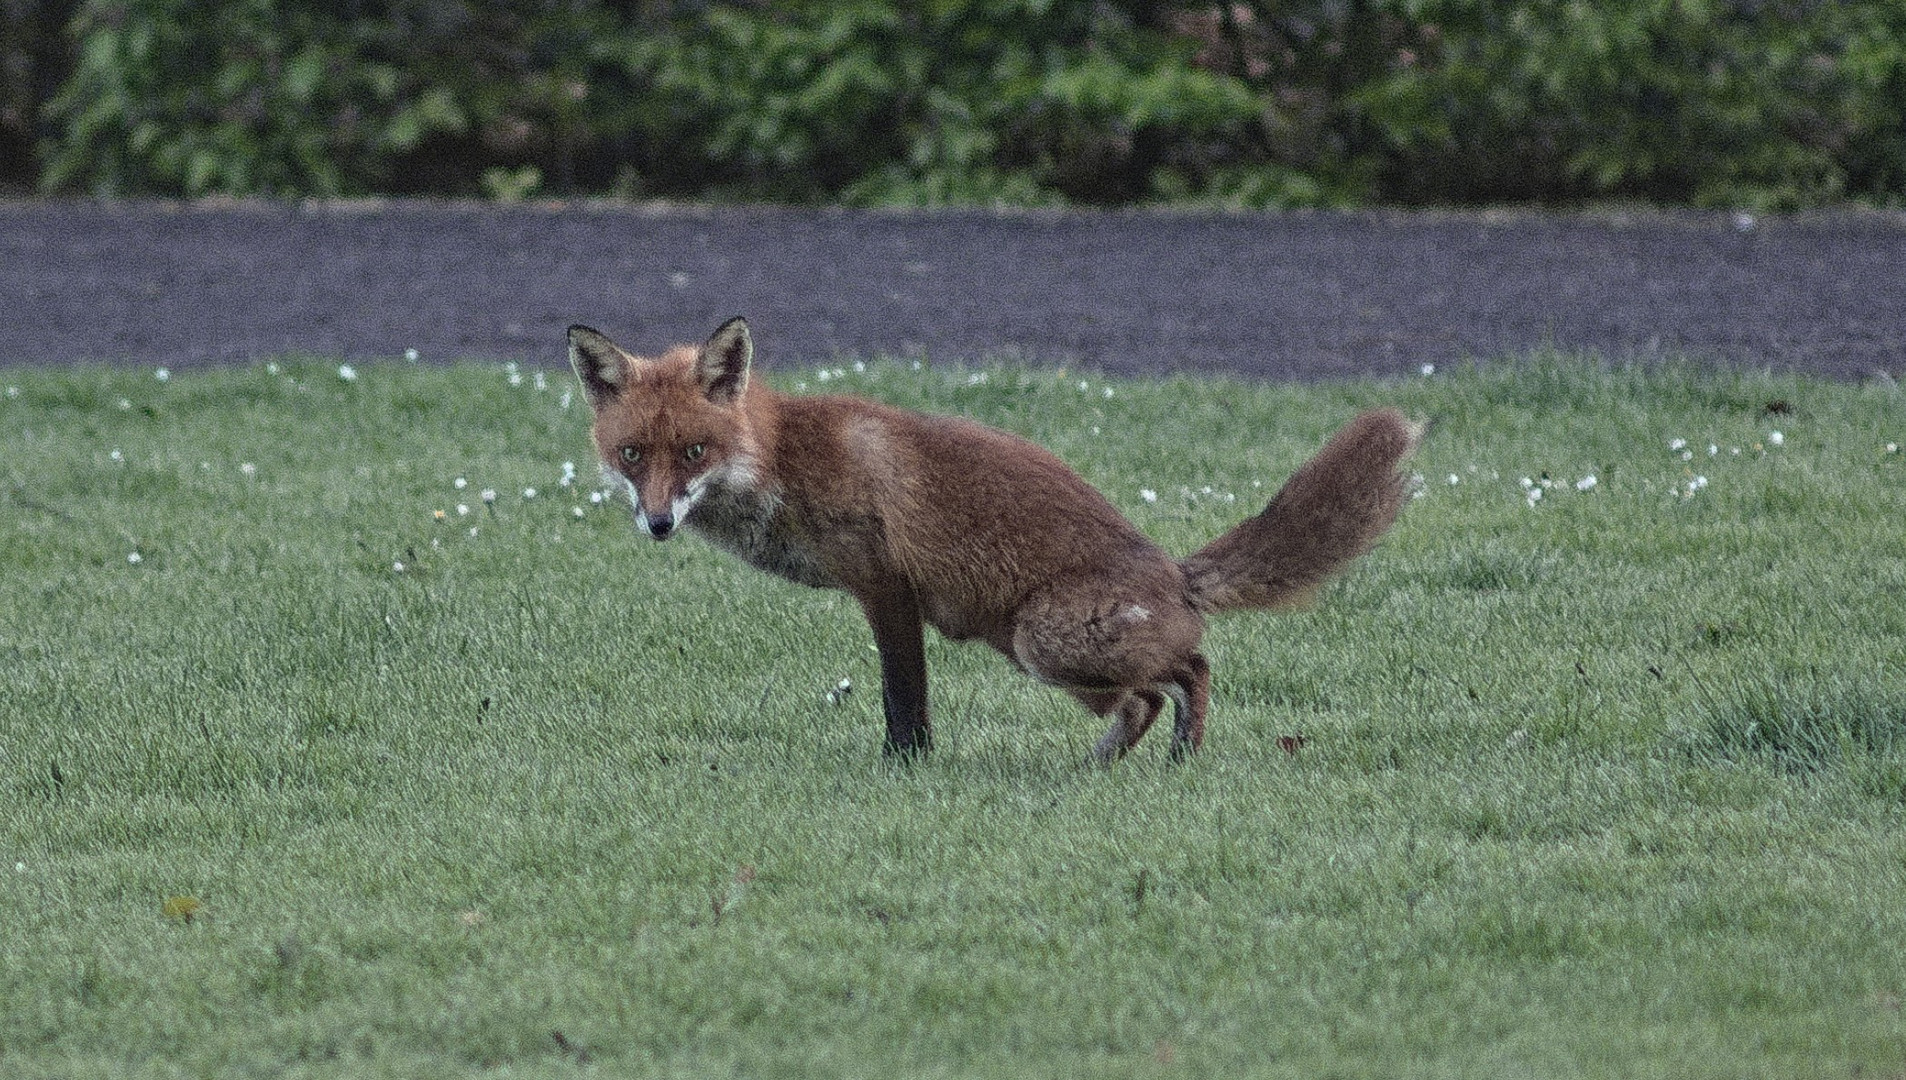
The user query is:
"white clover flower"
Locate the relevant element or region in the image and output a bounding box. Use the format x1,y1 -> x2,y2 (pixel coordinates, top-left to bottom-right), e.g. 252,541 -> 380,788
522,487 -> 538,500
127,551 -> 142,564
1888,443 -> 1900,454
337,364 -> 358,382
4,386 -> 18,399
1420,363 -> 1436,376
1140,489 -> 1158,503
1767,430 -> 1784,447
1519,476 -> 1534,489
1575,475 -> 1598,492
117,398 -> 131,410
393,561 -> 406,573
266,362 -> 280,375
155,367 -> 170,382
240,462 -> 256,477
480,489 -> 497,504
534,371 -> 547,391
1525,487 -> 1543,506
110,449 -> 123,462
1103,386 -> 1115,399
405,347 -> 420,362
853,361 -> 866,373
457,504 -> 469,516
454,477 -> 467,489
1447,474 -> 1461,486
1669,438 -> 1687,451
572,506 -> 586,519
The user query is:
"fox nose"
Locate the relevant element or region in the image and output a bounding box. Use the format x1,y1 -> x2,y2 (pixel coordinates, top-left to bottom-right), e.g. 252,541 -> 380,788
644,511 -> 677,540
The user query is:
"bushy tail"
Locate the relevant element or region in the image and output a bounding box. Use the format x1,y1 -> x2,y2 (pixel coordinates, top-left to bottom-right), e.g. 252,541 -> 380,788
1182,409 -> 1421,615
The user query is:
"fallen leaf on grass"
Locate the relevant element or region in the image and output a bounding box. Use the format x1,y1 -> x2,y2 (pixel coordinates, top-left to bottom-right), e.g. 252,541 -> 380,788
161,896 -> 203,924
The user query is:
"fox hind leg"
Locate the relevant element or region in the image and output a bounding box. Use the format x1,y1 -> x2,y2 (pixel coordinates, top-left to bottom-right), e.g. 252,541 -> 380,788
1074,688 -> 1166,765
1012,586 -> 1208,763
1164,654 -> 1211,762
1076,653 -> 1207,766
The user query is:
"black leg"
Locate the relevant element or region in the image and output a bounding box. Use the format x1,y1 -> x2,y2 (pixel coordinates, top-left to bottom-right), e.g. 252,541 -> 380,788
856,582 -> 932,757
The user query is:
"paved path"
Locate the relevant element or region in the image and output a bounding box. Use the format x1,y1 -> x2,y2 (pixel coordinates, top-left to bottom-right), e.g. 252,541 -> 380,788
3,201 -> 1902,380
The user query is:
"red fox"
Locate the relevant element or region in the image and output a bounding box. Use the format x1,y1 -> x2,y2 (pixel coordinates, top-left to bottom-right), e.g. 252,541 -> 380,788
568,318 -> 1420,762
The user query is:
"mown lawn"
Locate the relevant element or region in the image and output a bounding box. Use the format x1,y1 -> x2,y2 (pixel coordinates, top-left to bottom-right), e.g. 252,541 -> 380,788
2,353 -> 1903,1078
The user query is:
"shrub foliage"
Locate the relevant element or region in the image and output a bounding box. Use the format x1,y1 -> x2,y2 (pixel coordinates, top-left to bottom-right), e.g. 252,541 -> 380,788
5,0 -> 1905,206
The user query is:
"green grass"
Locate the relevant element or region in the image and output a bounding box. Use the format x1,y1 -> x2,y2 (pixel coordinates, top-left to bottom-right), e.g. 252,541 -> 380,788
3,352 -> 1905,1078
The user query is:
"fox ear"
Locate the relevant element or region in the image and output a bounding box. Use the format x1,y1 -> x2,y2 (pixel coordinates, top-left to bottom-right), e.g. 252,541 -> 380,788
567,325 -> 627,407
696,317 -> 752,405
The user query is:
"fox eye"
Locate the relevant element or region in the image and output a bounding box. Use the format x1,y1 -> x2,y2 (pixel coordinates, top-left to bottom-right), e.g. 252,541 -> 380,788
618,446 -> 640,464
684,443 -> 706,462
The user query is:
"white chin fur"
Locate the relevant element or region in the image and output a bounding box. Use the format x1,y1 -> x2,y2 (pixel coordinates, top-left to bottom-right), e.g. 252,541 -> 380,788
603,455 -> 761,537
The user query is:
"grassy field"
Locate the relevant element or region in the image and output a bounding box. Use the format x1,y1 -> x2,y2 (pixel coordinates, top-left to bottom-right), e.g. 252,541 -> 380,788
2,351 -> 1904,1078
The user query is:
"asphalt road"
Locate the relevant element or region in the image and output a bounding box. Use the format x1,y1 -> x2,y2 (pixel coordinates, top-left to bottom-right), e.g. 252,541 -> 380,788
4,201 -> 1903,380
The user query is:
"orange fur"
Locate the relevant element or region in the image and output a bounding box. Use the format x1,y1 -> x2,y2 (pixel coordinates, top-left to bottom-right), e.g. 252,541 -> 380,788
569,318 -> 1420,762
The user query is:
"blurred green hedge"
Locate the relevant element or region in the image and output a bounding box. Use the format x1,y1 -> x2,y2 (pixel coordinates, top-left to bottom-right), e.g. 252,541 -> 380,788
4,0 -> 1903,207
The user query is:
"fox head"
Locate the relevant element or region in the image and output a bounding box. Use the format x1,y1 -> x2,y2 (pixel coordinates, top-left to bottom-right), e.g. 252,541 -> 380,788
567,317 -> 763,540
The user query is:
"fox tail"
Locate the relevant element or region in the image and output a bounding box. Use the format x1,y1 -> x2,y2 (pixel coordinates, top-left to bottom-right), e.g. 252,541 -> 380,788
1181,409 -> 1422,615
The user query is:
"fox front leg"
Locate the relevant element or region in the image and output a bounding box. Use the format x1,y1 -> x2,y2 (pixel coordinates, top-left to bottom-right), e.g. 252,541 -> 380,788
854,582 -> 933,757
